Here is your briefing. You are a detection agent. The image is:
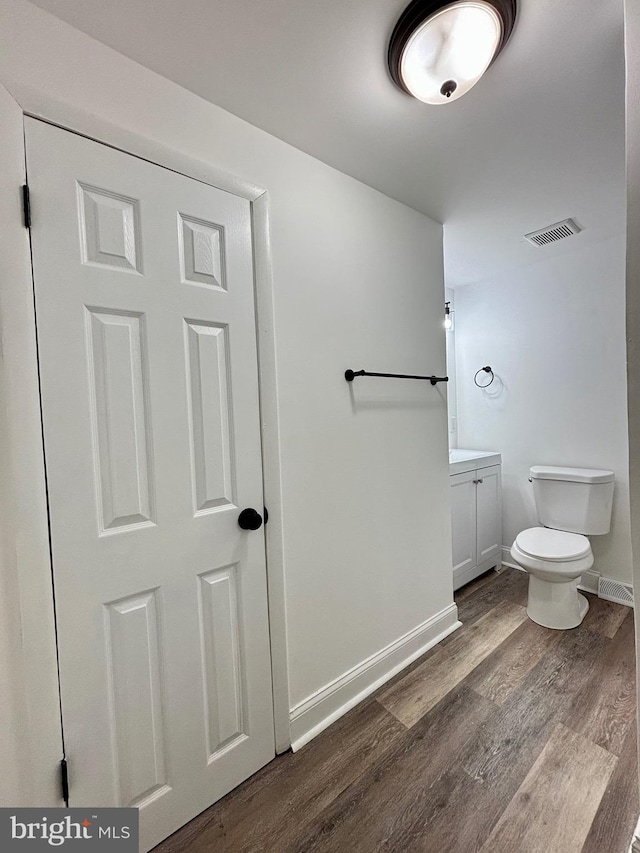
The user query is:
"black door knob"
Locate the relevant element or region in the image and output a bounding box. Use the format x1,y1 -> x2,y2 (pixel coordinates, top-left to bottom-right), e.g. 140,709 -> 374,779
238,508 -> 263,530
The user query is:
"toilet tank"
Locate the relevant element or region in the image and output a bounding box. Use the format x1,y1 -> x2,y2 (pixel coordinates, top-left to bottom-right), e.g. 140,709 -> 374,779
530,466 -> 615,535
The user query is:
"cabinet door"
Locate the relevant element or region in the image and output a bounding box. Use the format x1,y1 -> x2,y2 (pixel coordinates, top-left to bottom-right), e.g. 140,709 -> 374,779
450,470 -> 477,580
476,465 -> 502,566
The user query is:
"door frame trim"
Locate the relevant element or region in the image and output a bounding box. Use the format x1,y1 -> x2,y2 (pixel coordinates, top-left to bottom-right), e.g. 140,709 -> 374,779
0,82 -> 292,796
0,83 -> 64,807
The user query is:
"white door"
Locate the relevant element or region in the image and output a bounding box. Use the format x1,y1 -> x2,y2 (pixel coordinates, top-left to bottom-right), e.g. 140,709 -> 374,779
476,465 -> 502,566
450,470 -> 477,584
25,118 -> 275,851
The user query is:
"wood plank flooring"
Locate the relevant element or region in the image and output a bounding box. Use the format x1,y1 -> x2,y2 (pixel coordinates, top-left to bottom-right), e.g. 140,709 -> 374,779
154,567 -> 638,853
481,723 -> 617,852
378,601 -> 528,726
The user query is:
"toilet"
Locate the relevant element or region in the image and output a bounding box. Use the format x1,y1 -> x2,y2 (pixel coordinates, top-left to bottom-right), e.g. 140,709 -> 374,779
510,466 -> 615,630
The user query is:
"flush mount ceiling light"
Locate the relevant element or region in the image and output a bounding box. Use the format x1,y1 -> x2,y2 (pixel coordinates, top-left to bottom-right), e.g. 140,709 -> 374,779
388,0 -> 516,105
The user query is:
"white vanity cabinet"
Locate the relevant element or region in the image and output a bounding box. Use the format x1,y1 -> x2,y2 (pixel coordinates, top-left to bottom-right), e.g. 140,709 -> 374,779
449,450 -> 502,590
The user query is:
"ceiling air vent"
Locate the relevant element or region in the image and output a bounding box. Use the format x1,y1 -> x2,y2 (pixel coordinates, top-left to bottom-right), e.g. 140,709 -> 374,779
524,218 -> 581,247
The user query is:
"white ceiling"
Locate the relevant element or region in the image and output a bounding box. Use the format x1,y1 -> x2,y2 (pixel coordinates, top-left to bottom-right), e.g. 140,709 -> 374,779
27,0 -> 626,287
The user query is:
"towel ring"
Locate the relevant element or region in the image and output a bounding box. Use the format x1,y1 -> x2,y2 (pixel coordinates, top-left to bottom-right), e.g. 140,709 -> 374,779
474,366 -> 494,388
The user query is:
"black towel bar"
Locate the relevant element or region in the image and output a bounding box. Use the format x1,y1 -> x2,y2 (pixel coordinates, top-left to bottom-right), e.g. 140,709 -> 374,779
345,369 -> 449,386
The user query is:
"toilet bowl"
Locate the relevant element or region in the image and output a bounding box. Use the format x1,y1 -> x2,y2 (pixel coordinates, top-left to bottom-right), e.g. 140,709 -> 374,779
510,527 -> 593,629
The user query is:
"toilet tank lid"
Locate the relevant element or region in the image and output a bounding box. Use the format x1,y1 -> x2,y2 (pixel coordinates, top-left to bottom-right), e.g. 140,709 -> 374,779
530,465 -> 615,484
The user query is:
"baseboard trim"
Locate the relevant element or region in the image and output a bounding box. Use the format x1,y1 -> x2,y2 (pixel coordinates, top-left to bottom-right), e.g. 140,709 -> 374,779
289,603 -> 461,751
579,569 -> 600,595
500,548 -> 633,606
500,546 -> 520,570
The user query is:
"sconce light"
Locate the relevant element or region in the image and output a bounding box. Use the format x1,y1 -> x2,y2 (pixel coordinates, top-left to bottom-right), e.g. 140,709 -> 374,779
444,301 -> 454,331
388,0 -> 517,105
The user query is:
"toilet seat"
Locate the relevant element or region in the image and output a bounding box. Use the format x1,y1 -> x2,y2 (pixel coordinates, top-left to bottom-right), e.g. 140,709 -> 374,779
514,527 -> 591,562
510,539 -> 593,580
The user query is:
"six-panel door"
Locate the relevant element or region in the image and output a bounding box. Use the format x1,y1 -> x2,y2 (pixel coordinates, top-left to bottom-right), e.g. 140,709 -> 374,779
25,118 -> 275,851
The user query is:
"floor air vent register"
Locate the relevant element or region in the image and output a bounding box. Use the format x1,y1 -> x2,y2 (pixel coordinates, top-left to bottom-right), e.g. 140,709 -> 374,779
597,577 -> 634,607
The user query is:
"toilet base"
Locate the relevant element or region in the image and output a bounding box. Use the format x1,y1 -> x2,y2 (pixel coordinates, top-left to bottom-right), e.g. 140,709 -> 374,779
526,575 -> 589,630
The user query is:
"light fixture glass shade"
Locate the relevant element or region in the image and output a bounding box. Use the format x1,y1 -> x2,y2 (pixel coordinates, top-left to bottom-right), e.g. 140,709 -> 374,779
444,302 -> 454,330
400,1 -> 503,104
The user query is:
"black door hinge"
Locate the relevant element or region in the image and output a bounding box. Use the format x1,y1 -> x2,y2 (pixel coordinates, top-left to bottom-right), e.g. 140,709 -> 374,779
60,758 -> 69,807
22,184 -> 31,229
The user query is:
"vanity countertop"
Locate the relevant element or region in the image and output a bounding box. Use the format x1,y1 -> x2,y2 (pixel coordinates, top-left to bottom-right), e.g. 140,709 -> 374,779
449,448 -> 502,475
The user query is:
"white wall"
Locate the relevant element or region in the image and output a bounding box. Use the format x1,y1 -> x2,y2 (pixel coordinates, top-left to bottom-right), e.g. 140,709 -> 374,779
454,235 -> 631,583
0,0 -> 454,770
624,1 -> 640,827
